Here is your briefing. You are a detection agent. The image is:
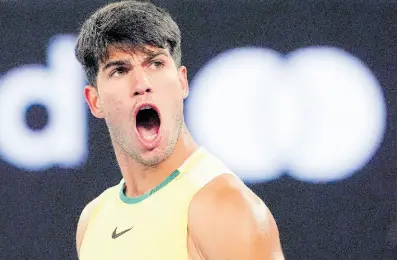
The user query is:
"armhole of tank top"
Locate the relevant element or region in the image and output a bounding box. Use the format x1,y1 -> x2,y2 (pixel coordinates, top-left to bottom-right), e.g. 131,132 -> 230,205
186,152 -> 238,188
81,186 -> 116,247
184,157 -> 238,259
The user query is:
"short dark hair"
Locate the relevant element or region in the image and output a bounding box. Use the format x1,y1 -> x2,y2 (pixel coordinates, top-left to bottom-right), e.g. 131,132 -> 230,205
75,0 -> 182,86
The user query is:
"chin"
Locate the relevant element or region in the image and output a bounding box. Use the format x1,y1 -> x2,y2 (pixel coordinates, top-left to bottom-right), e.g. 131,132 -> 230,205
135,144 -> 171,167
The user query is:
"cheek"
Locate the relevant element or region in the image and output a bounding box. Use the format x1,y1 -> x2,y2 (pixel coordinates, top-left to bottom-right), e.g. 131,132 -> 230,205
159,78 -> 185,102
163,94 -> 184,124
100,93 -> 129,121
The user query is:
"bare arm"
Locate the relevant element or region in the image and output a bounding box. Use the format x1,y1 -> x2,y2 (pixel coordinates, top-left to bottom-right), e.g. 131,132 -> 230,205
76,198 -> 99,259
189,174 -> 284,260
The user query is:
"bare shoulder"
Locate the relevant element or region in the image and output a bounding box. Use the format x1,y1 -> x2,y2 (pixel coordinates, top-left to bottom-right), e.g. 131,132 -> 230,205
76,196 -> 101,258
188,174 -> 284,260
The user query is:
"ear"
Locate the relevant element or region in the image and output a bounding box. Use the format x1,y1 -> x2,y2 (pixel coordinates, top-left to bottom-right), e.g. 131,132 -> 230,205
84,85 -> 104,118
178,66 -> 189,99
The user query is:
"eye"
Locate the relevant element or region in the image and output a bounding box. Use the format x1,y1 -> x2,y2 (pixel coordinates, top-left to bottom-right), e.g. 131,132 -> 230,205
149,60 -> 165,70
110,67 -> 128,77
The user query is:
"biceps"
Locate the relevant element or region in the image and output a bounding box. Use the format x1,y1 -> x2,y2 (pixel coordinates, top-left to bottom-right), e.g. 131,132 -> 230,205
201,216 -> 283,259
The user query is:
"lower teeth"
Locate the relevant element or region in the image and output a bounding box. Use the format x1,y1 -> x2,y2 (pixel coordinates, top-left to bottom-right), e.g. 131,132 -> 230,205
143,134 -> 157,140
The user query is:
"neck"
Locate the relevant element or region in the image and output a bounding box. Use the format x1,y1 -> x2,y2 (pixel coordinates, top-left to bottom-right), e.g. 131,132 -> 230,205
114,124 -> 198,197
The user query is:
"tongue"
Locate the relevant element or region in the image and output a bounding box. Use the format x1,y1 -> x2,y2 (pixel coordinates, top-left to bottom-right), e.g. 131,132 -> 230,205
137,125 -> 159,141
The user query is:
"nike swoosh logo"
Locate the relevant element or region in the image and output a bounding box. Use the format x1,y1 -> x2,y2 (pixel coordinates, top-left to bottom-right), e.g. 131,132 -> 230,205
112,226 -> 134,239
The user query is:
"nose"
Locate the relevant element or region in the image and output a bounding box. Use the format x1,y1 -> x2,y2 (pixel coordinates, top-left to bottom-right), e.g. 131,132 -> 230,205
133,69 -> 152,96
134,87 -> 151,96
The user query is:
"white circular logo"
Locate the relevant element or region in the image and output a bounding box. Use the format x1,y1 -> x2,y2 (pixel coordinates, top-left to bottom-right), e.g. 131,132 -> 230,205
186,46 -> 386,183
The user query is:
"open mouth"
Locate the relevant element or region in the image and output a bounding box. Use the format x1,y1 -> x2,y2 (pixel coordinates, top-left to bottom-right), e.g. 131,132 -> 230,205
135,105 -> 161,143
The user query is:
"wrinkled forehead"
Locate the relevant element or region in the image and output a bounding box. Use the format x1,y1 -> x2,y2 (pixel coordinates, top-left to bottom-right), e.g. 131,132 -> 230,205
100,44 -> 171,64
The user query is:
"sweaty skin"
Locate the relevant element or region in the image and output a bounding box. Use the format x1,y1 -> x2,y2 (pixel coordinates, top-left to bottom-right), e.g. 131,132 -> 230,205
77,45 -> 285,260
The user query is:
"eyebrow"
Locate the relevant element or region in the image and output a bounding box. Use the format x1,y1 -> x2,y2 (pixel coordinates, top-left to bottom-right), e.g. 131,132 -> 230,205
101,60 -> 130,72
101,50 -> 169,72
143,50 -> 168,62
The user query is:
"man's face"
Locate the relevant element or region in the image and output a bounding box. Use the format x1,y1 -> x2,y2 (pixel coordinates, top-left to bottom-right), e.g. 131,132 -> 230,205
84,45 -> 188,167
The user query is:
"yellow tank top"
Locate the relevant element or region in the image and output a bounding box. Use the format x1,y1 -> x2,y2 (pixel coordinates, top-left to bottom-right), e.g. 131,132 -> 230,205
79,147 -> 236,260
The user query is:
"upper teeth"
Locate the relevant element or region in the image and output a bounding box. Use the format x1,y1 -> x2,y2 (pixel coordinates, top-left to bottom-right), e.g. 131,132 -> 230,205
140,106 -> 151,111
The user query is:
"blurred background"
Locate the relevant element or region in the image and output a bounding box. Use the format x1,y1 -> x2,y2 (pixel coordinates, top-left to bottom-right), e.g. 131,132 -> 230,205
0,0 -> 396,259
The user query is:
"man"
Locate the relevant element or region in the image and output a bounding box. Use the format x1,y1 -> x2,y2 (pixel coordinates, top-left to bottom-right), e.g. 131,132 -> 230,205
75,1 -> 284,259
